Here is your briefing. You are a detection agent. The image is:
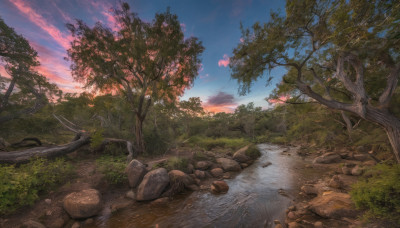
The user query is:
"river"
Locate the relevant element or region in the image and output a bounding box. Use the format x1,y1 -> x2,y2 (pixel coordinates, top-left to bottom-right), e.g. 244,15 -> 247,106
89,144 -> 303,228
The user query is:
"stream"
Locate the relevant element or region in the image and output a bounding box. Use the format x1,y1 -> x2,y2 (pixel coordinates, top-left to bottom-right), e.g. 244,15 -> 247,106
90,144 -> 304,228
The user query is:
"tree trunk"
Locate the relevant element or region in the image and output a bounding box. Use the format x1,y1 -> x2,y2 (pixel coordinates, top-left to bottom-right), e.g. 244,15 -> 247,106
365,107 -> 400,162
0,132 -> 90,164
135,115 -> 145,155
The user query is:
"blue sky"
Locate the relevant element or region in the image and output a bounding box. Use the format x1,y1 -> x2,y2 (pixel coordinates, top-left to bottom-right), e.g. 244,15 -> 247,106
0,0 -> 287,112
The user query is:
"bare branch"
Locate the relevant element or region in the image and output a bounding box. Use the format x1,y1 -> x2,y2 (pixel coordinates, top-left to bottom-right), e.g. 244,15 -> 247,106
379,63 -> 400,108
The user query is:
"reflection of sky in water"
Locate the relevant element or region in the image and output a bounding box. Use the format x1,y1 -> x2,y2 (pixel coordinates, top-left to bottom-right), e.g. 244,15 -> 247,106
92,144 -> 303,228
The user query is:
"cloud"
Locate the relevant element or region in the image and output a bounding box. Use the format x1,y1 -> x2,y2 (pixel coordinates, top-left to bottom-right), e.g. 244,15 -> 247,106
268,95 -> 290,105
203,91 -> 238,113
9,0 -> 72,50
218,54 -> 230,67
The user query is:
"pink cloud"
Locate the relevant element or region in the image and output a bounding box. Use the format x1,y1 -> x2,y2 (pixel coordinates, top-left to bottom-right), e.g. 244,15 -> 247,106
9,0 -> 72,50
218,54 -> 230,67
268,95 -> 290,105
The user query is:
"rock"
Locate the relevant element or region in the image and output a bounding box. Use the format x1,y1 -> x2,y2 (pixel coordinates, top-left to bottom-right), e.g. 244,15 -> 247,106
136,168 -> 169,201
187,164 -> 194,173
233,145 -> 251,162
126,159 -> 147,188
85,218 -> 94,225
328,175 -> 342,189
262,161 -> 272,168
210,180 -> 229,193
275,225 -> 283,228
287,211 -> 297,219
240,163 -> 248,168
110,200 -> 132,213
288,206 -> 296,211
353,154 -> 369,161
309,191 -> 357,219
222,172 -> 232,179
168,170 -> 195,188
288,222 -> 301,228
150,197 -> 169,206
195,161 -> 211,170
363,160 -> 376,166
187,184 -> 199,191
351,165 -> 363,176
274,220 -> 281,224
194,170 -> 206,179
194,178 -> 201,185
314,221 -> 323,228
210,168 -> 224,178
356,145 -> 367,153
313,152 -> 341,164
216,158 -> 241,172
44,198 -> 51,204
71,221 -> 80,228
125,190 -> 136,200
63,189 -> 102,219
341,167 -> 352,175
21,220 -> 46,228
301,184 -> 318,195
42,206 -> 69,228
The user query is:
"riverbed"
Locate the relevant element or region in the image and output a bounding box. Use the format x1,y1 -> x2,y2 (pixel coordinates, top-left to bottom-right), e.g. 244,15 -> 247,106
89,144 -> 304,228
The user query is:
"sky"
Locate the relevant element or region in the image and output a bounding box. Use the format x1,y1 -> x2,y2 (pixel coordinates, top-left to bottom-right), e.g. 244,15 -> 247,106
0,0 -> 287,113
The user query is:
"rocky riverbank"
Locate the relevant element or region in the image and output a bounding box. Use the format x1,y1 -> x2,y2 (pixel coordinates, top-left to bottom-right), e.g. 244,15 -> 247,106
1,144 -> 260,228
274,146 -> 381,228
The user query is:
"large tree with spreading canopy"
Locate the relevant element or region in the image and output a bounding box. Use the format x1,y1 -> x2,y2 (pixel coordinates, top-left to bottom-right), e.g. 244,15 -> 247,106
230,0 -> 400,161
67,3 -> 204,154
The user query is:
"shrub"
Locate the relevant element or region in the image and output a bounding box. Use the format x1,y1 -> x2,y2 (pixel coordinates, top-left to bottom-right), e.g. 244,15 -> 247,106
188,136 -> 248,151
96,155 -> 127,185
0,158 -> 74,214
154,157 -> 189,172
245,144 -> 261,159
350,164 -> 400,225
270,136 -> 288,144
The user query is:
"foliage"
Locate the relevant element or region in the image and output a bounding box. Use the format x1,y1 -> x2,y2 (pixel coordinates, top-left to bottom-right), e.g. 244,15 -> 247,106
245,144 -> 261,159
95,155 -> 127,185
67,2 -> 204,154
155,156 -> 189,172
90,129 -> 105,149
0,158 -> 73,214
188,136 -> 248,151
351,164 -> 400,224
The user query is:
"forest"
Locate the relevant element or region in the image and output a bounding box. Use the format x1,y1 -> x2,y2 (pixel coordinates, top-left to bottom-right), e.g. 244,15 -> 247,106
0,0 -> 399,228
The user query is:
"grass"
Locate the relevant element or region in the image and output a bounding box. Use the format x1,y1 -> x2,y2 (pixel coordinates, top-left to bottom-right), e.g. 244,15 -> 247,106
154,156 -> 189,172
95,155 -> 128,185
187,136 -> 249,151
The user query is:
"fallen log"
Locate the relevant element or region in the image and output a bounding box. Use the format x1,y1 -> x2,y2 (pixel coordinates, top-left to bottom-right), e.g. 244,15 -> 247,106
0,132 -> 90,164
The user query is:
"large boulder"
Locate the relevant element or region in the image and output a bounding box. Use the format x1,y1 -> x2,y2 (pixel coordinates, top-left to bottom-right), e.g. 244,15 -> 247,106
210,180 -> 229,194
136,168 -> 169,201
168,170 -> 195,188
194,170 -> 206,179
126,159 -> 147,188
308,191 -> 357,219
233,145 -> 251,163
195,161 -> 211,170
63,189 -> 102,219
216,158 -> 241,172
313,152 -> 341,164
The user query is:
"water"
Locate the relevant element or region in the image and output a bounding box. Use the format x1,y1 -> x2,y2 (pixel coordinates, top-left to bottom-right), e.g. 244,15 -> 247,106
90,144 -> 303,228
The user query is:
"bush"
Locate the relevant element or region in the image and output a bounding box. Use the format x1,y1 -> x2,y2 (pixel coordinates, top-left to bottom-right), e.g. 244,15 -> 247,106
0,158 -> 74,214
156,157 -> 189,172
245,144 -> 261,159
350,164 -> 400,225
270,136 -> 288,144
96,155 -> 127,185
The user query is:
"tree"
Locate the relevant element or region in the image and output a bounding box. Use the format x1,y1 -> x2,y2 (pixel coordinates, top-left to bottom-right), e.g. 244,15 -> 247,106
230,0 -> 400,161
0,17 -> 59,124
67,3 -> 204,154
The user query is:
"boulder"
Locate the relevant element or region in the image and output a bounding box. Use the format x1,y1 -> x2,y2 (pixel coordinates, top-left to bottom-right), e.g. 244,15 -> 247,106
216,158 -> 241,172
63,189 -> 102,219
210,180 -> 229,193
194,170 -> 206,179
136,168 -> 169,201
21,220 -> 46,228
288,222 -> 301,228
240,163 -> 248,168
125,190 -> 136,200
313,152 -> 341,164
210,168 -> 224,178
309,191 -> 357,219
126,159 -> 147,188
363,160 -> 377,166
195,161 -> 211,170
328,175 -> 342,189
233,145 -> 252,163
351,165 -> 363,176
168,170 -> 195,188
314,221 -> 323,228
262,161 -> 272,168
187,164 -> 194,174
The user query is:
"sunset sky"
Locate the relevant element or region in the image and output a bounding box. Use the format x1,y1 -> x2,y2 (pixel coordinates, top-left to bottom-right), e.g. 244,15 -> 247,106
0,0 -> 287,113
